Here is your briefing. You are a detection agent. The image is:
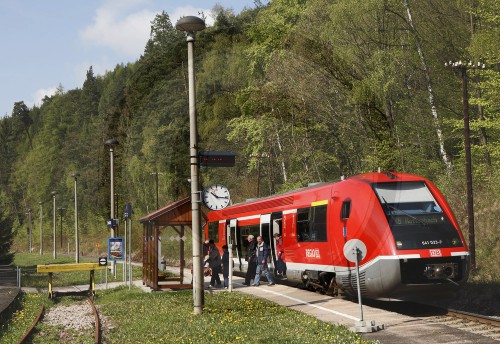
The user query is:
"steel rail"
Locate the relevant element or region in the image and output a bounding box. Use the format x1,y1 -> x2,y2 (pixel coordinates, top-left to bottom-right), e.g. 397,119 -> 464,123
17,304 -> 44,344
87,297 -> 101,344
447,308 -> 500,328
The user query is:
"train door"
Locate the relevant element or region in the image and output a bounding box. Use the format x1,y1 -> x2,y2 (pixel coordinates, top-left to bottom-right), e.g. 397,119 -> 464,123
260,212 -> 282,271
229,219 -> 243,271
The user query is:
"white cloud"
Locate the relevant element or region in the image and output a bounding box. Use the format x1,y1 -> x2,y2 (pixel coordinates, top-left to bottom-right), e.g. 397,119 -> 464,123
32,87 -> 58,108
80,0 -> 157,57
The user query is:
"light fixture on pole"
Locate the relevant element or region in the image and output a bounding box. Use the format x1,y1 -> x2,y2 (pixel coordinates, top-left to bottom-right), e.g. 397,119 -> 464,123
39,201 -> 43,255
176,15 -> 206,315
445,60 -> 485,273
72,172 -> 80,263
51,191 -> 57,259
105,138 -> 119,277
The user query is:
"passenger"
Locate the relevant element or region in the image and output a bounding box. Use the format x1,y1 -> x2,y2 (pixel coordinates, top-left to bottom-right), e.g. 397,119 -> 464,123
221,245 -> 229,289
207,240 -> 222,288
244,235 -> 257,286
203,239 -> 210,258
274,233 -> 287,280
253,236 -> 275,286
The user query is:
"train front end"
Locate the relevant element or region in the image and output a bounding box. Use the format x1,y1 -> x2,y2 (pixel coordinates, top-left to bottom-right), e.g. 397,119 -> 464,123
373,177 -> 469,299
337,173 -> 469,300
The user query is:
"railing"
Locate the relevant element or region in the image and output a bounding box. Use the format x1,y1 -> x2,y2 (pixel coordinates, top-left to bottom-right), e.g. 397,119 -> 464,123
0,265 -> 20,288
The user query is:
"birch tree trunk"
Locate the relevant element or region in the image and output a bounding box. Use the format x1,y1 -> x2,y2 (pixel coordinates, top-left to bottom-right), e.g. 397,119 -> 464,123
403,0 -> 453,173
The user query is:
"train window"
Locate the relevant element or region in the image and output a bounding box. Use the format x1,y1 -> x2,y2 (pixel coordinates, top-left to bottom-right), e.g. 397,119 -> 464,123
341,200 -> 351,220
208,222 -> 219,242
296,205 -> 327,242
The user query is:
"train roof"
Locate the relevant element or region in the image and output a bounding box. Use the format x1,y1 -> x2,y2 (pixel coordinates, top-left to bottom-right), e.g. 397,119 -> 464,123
220,171 -> 426,213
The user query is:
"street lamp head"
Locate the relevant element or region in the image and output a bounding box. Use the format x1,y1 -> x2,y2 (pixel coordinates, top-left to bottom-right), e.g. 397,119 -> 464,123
51,191 -> 57,197
72,172 -> 80,179
175,16 -> 206,33
105,138 -> 119,147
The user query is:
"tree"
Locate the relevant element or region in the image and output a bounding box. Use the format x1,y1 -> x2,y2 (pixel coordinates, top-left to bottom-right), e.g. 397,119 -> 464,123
0,192 -> 14,264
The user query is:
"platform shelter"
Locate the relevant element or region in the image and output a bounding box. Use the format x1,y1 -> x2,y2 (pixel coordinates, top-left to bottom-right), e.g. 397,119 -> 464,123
139,197 -> 193,290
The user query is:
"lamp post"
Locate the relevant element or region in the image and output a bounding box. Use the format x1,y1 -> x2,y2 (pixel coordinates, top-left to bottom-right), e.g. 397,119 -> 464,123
105,138 -> 119,277
445,60 -> 485,273
150,172 -> 164,210
39,202 -> 43,255
57,207 -> 65,248
51,191 -> 57,259
72,172 -> 80,263
176,15 -> 206,315
27,208 -> 32,253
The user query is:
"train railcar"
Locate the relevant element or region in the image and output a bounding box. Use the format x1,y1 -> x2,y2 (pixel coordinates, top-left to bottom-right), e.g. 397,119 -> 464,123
204,172 -> 469,300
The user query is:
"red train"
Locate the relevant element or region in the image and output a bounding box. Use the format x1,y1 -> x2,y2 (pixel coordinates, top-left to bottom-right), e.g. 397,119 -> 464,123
204,172 -> 469,300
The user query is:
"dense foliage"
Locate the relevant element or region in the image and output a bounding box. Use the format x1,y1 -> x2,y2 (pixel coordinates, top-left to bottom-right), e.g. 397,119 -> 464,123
1,0 -> 499,279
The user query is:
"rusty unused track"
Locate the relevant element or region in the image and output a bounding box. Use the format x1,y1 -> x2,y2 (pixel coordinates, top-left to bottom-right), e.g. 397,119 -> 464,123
87,297 -> 101,344
18,304 -> 44,344
18,296 -> 100,344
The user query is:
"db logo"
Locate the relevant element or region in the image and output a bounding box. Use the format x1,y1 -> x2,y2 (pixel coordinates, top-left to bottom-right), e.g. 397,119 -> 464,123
305,248 -> 320,258
429,249 -> 442,257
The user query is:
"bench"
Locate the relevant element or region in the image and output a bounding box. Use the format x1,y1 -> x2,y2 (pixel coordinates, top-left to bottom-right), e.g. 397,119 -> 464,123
36,263 -> 107,299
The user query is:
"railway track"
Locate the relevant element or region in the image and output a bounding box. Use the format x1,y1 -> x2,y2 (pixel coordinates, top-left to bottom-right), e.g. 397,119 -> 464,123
18,295 -> 101,344
425,308 -> 500,341
363,298 -> 500,342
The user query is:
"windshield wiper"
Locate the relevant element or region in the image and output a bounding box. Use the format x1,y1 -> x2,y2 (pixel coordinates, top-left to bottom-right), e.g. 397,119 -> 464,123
381,196 -> 429,227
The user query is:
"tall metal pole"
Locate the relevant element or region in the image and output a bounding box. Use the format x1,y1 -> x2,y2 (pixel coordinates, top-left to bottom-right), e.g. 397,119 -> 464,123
106,139 -> 119,277
460,66 -> 475,272
155,172 -> 159,210
39,202 -> 43,255
52,191 -> 56,259
445,60 -> 484,273
58,208 -> 65,248
72,172 -> 80,263
27,209 -> 32,253
176,16 -> 206,315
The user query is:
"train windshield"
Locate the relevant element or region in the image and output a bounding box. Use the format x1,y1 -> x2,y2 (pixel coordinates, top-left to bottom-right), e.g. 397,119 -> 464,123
373,181 -> 463,250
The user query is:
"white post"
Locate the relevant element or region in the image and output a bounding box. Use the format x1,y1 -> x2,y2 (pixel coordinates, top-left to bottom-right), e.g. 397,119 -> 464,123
228,241 -> 234,292
129,217 -> 132,289
354,247 -> 364,321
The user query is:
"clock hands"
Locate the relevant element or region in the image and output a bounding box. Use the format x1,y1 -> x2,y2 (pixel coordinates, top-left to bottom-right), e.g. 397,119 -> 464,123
210,191 -> 229,199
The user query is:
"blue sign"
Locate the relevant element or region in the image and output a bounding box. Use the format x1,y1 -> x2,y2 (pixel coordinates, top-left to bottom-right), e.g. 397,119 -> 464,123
108,237 -> 124,261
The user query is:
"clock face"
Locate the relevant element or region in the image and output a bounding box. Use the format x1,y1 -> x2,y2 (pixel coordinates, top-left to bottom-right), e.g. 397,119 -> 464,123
202,184 -> 230,210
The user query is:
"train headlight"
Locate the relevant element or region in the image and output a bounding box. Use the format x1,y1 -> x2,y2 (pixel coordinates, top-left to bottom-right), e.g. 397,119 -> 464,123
396,241 -> 403,249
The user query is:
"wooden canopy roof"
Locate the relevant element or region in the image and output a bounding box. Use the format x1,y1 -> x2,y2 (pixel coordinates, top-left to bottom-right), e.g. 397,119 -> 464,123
139,197 -> 192,226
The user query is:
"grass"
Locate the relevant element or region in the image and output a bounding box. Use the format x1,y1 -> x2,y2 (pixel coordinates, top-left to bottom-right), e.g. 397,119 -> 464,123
3,252 -> 378,343
94,287 -> 376,344
0,292 -> 49,344
0,288 -> 377,344
14,252 -> 142,288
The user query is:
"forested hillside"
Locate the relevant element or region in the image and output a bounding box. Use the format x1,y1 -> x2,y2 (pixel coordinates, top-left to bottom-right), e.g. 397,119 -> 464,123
1,0 -> 499,279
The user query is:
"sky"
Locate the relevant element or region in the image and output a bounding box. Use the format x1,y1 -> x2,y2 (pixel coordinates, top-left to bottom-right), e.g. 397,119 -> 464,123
0,0 -> 257,118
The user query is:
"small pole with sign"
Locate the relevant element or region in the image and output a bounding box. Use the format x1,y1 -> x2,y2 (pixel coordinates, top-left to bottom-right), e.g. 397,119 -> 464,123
343,239 -> 384,333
